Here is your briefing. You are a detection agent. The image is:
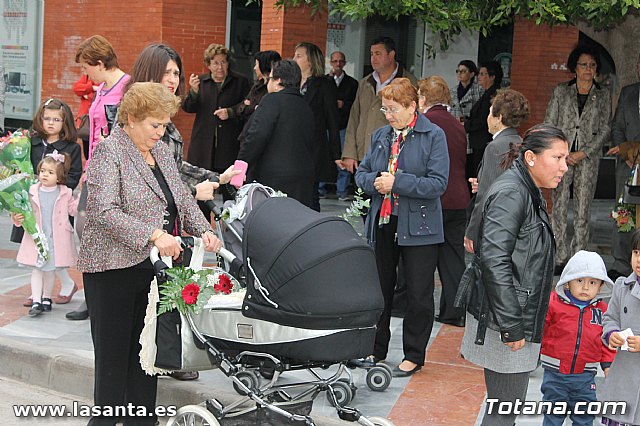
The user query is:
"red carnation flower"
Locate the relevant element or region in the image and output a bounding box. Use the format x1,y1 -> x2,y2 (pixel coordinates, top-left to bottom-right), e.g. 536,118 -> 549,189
214,274 -> 233,295
181,282 -> 200,305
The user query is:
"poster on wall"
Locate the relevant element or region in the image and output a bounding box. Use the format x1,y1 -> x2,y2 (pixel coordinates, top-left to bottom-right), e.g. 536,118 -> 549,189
1,0 -> 43,120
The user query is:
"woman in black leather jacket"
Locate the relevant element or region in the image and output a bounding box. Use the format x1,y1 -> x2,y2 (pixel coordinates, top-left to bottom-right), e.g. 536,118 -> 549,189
456,124 -> 569,426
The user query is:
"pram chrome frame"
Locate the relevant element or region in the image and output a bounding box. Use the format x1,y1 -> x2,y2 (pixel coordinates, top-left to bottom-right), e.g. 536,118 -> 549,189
151,241 -> 391,426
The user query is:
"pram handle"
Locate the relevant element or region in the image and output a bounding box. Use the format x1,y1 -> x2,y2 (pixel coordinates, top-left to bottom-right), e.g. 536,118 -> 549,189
204,199 -> 223,220
149,236 -> 244,283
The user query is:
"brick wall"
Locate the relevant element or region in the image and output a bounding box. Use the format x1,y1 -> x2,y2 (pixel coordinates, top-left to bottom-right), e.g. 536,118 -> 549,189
511,17 -> 579,130
260,0 -> 328,58
161,0 -> 228,148
510,17 -> 579,212
41,0 -> 227,153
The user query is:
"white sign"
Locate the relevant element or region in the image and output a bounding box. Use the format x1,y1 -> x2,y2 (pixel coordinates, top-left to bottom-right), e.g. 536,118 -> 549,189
1,0 -> 43,120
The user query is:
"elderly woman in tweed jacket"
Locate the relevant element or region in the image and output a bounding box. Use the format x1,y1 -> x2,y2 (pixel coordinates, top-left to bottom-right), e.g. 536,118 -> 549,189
77,83 -> 222,426
544,44 -> 611,274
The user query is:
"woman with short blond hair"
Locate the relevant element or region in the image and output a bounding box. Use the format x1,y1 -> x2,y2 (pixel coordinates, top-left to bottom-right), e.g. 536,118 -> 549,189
78,82 -> 223,425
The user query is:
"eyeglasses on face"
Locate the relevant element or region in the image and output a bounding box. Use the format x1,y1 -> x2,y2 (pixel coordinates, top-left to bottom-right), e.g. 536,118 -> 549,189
380,106 -> 402,115
42,116 -> 63,123
210,61 -> 228,68
331,59 -> 346,64
455,69 -> 469,74
478,71 -> 489,76
576,62 -> 597,70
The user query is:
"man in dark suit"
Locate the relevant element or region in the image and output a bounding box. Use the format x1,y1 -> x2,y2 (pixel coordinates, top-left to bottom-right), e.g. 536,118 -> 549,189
329,51 -> 358,201
607,56 -> 640,280
238,60 -> 315,207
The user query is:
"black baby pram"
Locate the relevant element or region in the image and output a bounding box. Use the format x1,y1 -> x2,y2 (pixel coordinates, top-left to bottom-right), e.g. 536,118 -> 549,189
148,196 -> 393,426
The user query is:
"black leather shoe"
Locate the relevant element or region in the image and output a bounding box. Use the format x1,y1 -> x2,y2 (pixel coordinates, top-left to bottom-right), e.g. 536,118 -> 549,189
392,364 -> 422,378
66,309 -> 89,320
169,371 -> 199,381
347,355 -> 384,368
435,315 -> 465,327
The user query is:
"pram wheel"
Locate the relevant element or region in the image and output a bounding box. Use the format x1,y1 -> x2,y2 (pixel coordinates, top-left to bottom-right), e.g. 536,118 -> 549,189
366,366 -> 392,392
367,416 -> 396,426
325,380 -> 353,407
232,370 -> 260,395
338,378 -> 357,398
166,404 -> 220,426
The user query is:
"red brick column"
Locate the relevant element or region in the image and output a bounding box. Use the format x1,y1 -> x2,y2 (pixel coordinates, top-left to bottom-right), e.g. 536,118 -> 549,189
260,0 -> 328,59
510,17 -> 579,131
510,17 -> 579,212
41,0 -> 227,151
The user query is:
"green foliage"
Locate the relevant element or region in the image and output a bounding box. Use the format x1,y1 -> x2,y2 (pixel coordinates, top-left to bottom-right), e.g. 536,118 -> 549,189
157,267 -> 215,316
258,0 -> 640,58
342,187 -> 370,237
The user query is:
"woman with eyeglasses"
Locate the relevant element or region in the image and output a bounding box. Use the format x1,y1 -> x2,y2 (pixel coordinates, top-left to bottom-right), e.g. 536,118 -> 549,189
355,78 -> 449,378
450,60 -> 484,123
182,44 -> 250,187
544,44 -> 611,275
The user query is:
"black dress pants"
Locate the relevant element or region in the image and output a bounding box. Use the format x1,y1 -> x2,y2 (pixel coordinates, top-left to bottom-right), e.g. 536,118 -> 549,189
436,209 -> 466,320
373,215 -> 438,365
84,265 -> 157,426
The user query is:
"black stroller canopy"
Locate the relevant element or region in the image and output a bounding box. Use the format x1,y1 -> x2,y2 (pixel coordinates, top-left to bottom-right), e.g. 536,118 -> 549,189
242,197 -> 383,330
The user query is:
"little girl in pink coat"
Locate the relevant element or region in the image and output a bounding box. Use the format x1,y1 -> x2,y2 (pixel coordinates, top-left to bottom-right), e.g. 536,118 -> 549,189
13,152 -> 79,316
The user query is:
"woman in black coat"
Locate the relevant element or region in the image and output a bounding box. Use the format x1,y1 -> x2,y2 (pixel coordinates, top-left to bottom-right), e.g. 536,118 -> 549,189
293,42 -> 341,211
238,60 -> 315,207
182,43 -> 250,173
235,50 -> 282,146
457,124 -> 569,426
465,60 -> 503,178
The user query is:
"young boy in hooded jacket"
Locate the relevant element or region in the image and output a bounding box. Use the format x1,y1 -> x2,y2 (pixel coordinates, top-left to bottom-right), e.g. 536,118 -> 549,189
540,250 -> 616,426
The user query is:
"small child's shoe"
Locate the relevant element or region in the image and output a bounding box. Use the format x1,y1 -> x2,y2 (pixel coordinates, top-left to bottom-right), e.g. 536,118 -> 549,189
29,303 -> 44,317
42,298 -> 52,312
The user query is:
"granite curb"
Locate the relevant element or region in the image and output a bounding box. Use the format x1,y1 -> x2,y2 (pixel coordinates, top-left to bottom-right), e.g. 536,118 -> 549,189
0,335 -> 349,425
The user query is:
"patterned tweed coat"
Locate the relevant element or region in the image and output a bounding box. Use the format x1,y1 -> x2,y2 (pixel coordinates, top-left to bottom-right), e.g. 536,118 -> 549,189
77,125 -> 211,273
544,78 -> 611,159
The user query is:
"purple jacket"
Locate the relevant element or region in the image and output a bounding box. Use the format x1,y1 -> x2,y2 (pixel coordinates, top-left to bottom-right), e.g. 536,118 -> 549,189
424,105 -> 470,210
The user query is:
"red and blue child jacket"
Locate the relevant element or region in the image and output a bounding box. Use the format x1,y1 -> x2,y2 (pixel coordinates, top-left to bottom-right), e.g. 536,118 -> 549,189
540,292 -> 616,374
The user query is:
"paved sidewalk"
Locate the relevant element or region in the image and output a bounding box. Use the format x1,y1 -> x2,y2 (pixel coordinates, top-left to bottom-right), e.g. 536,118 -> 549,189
0,197 -> 619,425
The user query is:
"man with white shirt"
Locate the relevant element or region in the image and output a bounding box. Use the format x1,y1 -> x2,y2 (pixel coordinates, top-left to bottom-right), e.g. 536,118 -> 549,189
341,37 -> 417,173
329,51 -> 358,200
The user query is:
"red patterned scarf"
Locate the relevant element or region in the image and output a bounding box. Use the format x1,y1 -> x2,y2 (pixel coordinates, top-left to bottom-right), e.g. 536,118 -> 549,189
378,113 -> 418,226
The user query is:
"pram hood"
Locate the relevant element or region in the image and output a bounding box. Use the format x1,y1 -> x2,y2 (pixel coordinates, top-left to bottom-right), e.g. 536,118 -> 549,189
241,197 -> 383,330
